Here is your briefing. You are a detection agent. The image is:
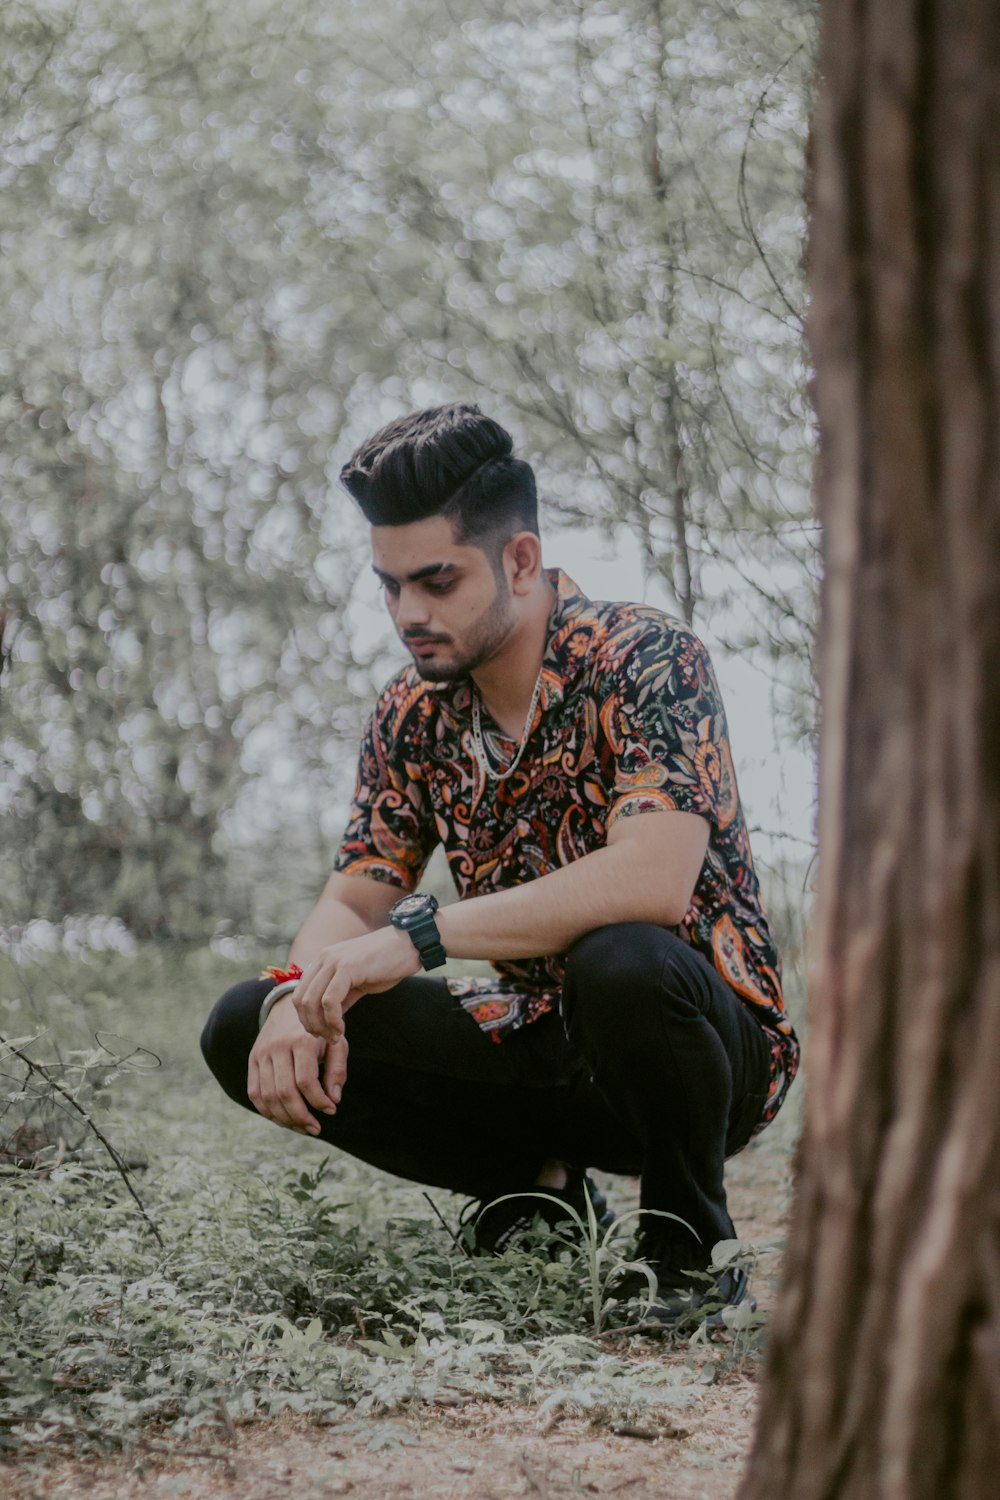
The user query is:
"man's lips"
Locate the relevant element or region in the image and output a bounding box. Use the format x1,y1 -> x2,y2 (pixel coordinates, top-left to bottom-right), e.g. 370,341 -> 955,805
405,637 -> 450,654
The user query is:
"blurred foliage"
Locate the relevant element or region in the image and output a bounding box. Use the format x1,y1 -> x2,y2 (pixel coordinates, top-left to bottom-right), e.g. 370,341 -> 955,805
0,0 -> 817,938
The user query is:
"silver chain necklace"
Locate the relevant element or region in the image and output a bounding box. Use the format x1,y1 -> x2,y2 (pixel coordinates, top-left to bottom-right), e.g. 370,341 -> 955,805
470,668 -> 544,784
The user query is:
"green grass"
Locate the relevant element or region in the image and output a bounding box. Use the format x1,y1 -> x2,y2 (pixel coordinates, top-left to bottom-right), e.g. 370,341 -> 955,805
0,946 -> 780,1460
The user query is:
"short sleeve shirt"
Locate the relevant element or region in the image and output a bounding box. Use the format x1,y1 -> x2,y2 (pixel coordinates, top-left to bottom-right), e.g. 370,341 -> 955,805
334,570 -> 799,1132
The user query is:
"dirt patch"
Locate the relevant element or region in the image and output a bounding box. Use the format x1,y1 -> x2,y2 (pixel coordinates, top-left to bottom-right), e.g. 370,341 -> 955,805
5,1388 -> 757,1500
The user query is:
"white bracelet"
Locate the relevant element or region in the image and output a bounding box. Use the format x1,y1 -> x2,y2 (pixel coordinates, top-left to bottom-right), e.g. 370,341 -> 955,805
257,979 -> 300,1031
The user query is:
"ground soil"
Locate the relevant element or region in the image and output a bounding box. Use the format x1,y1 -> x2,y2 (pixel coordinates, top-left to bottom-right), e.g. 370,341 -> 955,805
4,1118 -> 796,1500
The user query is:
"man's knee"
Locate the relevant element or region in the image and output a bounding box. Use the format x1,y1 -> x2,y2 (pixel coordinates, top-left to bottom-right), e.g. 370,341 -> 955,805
561,925 -> 711,1063
200,979 -> 267,1101
564,923 -> 690,1008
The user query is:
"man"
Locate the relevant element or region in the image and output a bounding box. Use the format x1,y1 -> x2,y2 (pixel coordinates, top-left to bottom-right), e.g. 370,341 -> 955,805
201,402 -> 799,1327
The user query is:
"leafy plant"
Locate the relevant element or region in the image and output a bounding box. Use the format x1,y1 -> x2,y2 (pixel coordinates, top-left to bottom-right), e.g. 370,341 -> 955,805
469,1190 -> 712,1334
0,949 -> 775,1461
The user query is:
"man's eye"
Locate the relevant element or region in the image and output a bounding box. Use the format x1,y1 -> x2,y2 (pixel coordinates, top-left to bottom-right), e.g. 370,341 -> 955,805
426,581 -> 455,596
381,581 -> 400,597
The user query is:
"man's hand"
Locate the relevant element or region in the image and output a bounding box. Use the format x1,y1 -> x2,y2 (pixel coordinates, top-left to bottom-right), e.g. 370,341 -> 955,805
294,925 -> 421,1042
289,924 -> 422,1044
248,995 -> 349,1136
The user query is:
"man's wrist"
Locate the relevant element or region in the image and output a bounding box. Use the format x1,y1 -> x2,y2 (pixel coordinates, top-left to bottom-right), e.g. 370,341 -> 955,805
258,979 -> 300,1032
389,922 -> 425,974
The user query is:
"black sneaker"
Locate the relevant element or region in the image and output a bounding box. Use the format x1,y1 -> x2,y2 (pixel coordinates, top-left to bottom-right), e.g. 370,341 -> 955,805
628,1265 -> 753,1330
460,1172 -> 615,1256
607,1240 -> 755,1331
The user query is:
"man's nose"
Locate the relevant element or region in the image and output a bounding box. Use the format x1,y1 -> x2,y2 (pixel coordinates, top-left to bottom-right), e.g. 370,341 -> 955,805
394,586 -> 431,631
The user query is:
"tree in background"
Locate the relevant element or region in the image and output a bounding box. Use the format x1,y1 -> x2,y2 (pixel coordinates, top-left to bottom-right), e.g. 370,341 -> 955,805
342,0 -> 818,732
740,2 -> 1000,1495
0,2 -> 378,935
1,0 -> 817,938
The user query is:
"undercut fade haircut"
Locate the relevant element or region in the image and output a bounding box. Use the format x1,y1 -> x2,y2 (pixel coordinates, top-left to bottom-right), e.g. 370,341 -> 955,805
340,403 -> 538,554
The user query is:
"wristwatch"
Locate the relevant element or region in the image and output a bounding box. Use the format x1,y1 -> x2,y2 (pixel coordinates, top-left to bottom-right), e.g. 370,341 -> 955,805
389,893 -> 447,971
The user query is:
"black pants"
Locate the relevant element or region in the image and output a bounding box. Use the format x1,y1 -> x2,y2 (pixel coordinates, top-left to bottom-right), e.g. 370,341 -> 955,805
200,923 -> 772,1263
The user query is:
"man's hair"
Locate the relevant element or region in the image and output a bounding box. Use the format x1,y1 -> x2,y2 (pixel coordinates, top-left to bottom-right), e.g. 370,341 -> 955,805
339,403 -> 538,552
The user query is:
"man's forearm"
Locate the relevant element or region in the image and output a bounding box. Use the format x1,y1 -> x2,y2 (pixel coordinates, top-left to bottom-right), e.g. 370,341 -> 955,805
285,869 -> 402,972
288,898 -> 377,970
435,838 -> 685,962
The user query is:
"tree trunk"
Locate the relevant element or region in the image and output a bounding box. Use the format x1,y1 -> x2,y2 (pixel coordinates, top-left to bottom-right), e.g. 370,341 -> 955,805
739,4 -> 1000,1499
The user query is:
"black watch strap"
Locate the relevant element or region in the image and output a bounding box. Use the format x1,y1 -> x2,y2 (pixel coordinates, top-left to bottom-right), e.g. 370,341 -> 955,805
390,896 -> 447,971
407,912 -> 447,971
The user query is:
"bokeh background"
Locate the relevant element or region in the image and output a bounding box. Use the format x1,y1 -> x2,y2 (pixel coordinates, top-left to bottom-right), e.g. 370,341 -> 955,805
0,4 -> 818,1455
1,0 -> 817,963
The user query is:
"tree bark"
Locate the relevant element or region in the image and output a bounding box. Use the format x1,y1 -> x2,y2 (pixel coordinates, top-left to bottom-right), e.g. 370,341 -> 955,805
739,3 -> 1000,1499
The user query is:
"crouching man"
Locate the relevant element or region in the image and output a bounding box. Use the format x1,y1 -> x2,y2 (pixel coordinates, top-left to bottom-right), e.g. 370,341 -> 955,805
201,403 -> 799,1326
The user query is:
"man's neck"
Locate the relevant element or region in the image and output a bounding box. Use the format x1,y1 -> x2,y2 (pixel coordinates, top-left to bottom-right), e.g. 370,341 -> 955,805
471,575 -> 556,737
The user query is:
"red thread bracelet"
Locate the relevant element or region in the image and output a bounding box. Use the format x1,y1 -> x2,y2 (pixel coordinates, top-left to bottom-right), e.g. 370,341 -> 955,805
259,963 -> 303,985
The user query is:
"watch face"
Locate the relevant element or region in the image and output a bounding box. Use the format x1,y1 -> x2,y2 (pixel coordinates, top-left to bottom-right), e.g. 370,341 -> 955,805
393,895 -> 431,918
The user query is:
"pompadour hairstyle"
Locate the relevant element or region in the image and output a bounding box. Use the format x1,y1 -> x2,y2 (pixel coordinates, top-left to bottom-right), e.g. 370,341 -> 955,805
339,403 -> 538,551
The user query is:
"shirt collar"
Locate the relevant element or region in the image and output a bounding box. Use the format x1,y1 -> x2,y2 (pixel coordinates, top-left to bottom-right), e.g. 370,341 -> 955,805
538,568 -> 600,710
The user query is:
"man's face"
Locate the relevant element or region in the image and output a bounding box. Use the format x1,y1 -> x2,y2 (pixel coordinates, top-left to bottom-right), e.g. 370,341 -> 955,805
371,515 -> 515,681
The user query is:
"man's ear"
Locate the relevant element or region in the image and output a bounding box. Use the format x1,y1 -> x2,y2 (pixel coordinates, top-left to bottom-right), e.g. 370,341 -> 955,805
504,532 -> 543,594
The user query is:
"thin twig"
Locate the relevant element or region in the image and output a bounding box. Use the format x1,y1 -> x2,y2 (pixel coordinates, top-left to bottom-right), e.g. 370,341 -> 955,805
216,1394 -> 238,1446
737,44 -> 808,327
422,1190 -> 470,1256
0,1033 -> 163,1246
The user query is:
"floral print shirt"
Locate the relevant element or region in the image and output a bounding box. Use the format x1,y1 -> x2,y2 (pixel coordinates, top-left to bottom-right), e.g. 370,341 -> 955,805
334,570 -> 799,1132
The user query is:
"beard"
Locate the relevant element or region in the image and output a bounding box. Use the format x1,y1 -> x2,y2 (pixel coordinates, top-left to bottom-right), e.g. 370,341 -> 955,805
407,574 -> 515,682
